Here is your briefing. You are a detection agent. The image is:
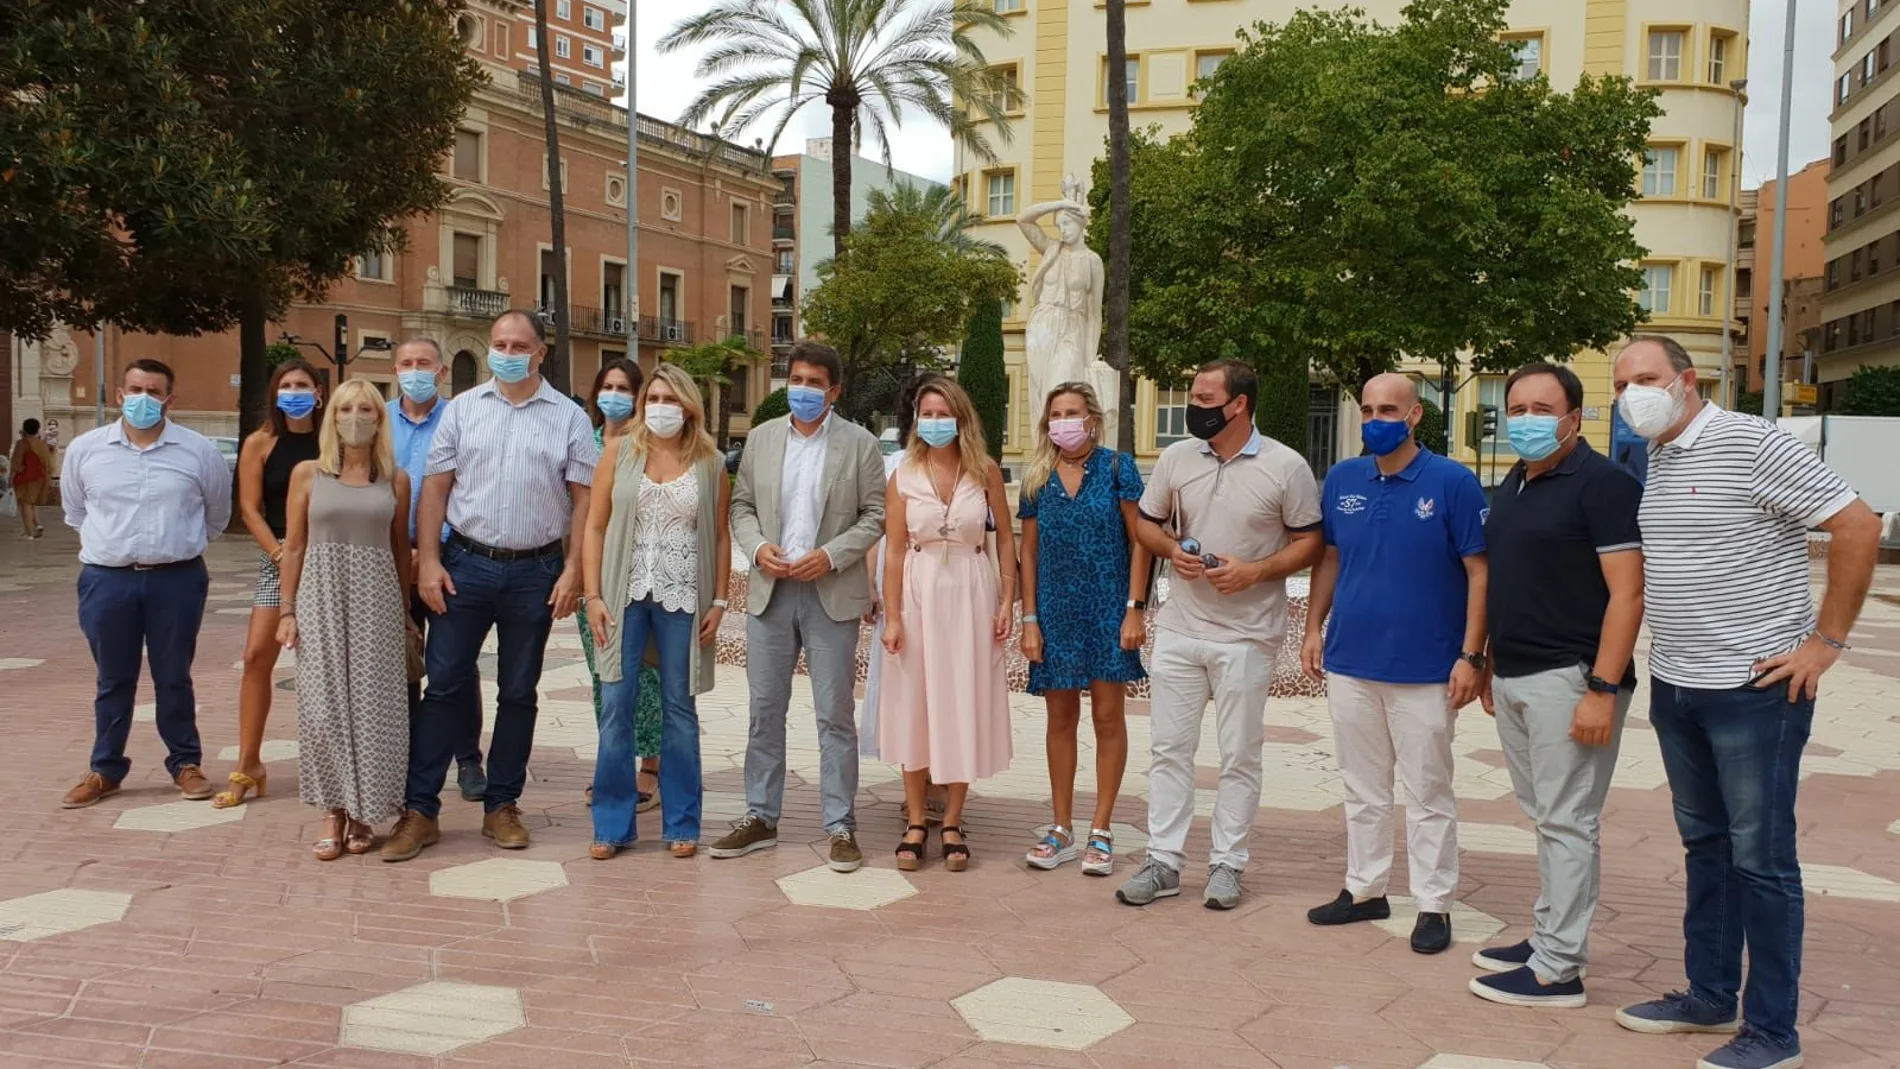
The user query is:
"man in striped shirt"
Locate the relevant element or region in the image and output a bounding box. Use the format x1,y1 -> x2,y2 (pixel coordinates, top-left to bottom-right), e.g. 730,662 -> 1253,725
1609,336 -> 1881,1069
384,310 -> 599,862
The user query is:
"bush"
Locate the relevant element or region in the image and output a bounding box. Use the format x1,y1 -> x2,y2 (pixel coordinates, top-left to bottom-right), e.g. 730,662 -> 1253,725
1839,364 -> 1900,416
959,300 -> 1008,460
752,387 -> 789,425
1416,397 -> 1448,454
264,341 -> 304,367
1252,355 -> 1306,451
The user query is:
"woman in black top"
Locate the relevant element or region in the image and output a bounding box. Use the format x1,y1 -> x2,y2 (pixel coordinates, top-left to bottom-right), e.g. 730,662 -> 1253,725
215,359 -> 324,808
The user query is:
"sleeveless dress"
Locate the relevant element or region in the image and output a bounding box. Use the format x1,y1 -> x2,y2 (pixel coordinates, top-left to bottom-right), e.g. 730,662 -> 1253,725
255,430 -> 319,608
295,473 -> 409,823
1017,447 -> 1148,693
577,428 -> 662,757
877,461 -> 1012,783
857,450 -> 905,758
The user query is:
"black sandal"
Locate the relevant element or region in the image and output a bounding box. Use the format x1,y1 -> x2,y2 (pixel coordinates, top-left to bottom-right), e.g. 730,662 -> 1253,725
895,824 -> 928,872
941,825 -> 970,872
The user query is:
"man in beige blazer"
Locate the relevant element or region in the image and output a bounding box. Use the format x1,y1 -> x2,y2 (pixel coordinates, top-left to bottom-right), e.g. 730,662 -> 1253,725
716,341 -> 887,872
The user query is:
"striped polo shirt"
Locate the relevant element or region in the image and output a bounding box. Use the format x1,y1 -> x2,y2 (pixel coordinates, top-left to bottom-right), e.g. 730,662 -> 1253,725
1639,403 -> 1859,688
425,377 -> 598,551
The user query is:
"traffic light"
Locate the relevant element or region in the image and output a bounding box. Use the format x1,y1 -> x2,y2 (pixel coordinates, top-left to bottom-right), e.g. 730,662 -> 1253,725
1479,404 -> 1498,439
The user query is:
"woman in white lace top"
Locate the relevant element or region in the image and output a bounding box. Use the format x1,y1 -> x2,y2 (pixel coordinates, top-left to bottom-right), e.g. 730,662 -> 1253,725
581,364 -> 732,860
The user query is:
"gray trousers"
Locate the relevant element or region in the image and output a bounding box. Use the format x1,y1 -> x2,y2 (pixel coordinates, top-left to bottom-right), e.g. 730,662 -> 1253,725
744,579 -> 861,833
1492,664 -> 1631,983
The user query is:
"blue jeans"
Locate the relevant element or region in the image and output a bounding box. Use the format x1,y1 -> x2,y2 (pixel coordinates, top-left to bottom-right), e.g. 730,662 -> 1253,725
404,544 -> 559,819
1650,678 -> 1813,1047
409,591 -> 483,766
76,562 -> 209,781
592,596 -> 702,845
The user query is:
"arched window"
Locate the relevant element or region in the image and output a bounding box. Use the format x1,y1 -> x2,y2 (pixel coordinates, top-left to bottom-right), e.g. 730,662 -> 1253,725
451,350 -> 477,395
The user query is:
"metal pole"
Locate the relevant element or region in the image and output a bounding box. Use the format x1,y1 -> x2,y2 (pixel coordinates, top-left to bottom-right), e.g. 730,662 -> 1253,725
1719,80 -> 1746,409
1762,0 -> 1797,422
624,0 -> 640,366
94,323 -> 105,427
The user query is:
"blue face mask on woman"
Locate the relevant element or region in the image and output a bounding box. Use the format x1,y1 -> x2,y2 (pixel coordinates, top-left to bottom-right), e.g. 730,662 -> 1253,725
596,391 -> 635,422
487,348 -> 532,384
1360,417 -> 1412,457
916,417 -> 958,448
276,390 -> 318,419
1507,413 -> 1570,461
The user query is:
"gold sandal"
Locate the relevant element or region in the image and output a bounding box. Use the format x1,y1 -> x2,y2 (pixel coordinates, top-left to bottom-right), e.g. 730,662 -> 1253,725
344,821 -> 375,855
212,770 -> 266,809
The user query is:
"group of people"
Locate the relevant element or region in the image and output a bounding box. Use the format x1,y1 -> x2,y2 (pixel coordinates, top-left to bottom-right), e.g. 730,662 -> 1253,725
53,317 -> 1879,1069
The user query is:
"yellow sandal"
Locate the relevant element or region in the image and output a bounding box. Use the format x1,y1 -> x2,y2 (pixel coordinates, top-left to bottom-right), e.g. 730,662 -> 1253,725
212,770 -> 266,809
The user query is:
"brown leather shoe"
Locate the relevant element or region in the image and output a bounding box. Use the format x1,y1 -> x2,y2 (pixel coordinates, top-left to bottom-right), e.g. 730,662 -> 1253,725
482,804 -> 530,849
380,811 -> 440,862
173,764 -> 214,801
62,772 -> 121,809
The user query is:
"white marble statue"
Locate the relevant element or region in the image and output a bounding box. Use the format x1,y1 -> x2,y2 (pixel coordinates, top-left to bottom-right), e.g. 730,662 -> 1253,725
1017,174 -> 1118,443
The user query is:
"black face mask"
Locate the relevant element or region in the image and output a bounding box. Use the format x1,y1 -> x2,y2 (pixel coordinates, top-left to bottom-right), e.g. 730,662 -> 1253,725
1185,402 -> 1233,441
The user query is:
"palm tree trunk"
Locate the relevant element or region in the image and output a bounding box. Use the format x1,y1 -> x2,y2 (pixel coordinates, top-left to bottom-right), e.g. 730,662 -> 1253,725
534,0 -> 573,394
1105,0 -> 1134,452
237,288 -> 269,440
829,99 -> 854,261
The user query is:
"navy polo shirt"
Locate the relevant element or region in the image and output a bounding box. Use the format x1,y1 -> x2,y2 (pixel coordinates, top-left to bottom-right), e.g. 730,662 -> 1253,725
1485,438 -> 1643,682
1321,448 -> 1488,684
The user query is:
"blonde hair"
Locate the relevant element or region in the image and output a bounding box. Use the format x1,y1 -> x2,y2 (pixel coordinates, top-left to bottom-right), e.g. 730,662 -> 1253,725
1021,381 -> 1104,503
627,362 -> 720,466
317,379 -> 395,482
904,378 -> 991,487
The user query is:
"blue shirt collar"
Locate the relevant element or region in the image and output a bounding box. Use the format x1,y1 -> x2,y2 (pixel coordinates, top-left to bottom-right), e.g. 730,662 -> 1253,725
1366,445 -> 1433,482
1197,429 -> 1264,459
390,396 -> 444,428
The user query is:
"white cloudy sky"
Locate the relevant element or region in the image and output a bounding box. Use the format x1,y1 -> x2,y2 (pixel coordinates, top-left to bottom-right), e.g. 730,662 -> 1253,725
627,0 -> 1834,189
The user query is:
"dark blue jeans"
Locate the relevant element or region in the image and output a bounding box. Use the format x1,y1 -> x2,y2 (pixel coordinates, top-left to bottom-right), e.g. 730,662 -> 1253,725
592,596 -> 702,845
76,561 -> 209,781
1650,678 -> 1813,1047
405,544 -> 559,819
409,591 -> 483,766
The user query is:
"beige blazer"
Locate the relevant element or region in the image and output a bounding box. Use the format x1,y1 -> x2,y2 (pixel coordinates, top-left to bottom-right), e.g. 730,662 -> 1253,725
730,414 -> 886,623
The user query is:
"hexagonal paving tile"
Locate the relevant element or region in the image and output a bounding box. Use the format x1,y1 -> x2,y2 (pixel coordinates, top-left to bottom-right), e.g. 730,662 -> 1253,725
1458,822 -> 1537,855
428,858 -> 568,902
133,702 -> 155,723
1372,896 -> 1508,944
1417,1057 -> 1551,1069
217,739 -> 300,762
340,980 -> 525,1054
776,864 -> 917,911
1888,819 -> 1900,836
0,658 -> 45,671
1803,863 -> 1900,903
952,977 -> 1133,1051
113,801 -> 246,833
0,889 -> 134,942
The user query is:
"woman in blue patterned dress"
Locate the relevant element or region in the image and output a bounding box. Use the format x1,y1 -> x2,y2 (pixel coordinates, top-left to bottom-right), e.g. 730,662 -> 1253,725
1016,382 -> 1149,876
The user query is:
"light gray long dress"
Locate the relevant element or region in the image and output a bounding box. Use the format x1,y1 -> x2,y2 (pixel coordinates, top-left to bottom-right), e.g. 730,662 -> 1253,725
295,472 -> 408,823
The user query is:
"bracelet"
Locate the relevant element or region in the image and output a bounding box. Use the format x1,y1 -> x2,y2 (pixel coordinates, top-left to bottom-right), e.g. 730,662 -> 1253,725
1814,631 -> 1852,651
711,599 -> 729,609
1021,613 -> 1038,623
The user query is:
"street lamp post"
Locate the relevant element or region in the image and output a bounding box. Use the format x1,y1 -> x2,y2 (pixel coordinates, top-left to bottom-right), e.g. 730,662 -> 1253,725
624,1 -> 639,366
1719,78 -> 1747,410
1762,0 -> 1798,422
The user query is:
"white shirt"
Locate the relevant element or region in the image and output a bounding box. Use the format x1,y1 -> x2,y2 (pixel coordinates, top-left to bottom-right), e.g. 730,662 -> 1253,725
777,412 -> 832,560
1640,404 -> 1860,688
625,471 -> 701,613
424,377 -> 598,550
61,420 -> 232,567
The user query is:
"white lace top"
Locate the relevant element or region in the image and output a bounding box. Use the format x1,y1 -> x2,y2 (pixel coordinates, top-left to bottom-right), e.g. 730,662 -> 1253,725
625,471 -> 700,613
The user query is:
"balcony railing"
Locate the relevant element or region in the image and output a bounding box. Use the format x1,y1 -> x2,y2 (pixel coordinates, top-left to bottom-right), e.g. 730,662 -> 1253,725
514,72 -> 770,173
774,188 -> 796,207
643,316 -> 693,346
772,225 -> 795,242
569,305 -> 632,339
447,286 -> 510,320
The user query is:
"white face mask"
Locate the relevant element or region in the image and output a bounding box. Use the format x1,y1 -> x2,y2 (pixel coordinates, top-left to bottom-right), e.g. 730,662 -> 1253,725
1617,375 -> 1686,440
643,402 -> 685,439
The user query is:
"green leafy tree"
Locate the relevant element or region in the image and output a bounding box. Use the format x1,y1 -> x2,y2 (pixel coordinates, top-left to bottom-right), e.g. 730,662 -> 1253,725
659,0 -> 1019,261
1089,0 -> 1659,402
0,0 -> 484,436
264,342 -> 306,368
1838,364 -> 1900,416
1735,390 -> 1765,416
671,334 -> 760,444
959,300 -> 1007,460
753,387 -> 790,426
1416,397 -> 1448,455
802,183 -> 1020,424
1253,357 -> 1307,452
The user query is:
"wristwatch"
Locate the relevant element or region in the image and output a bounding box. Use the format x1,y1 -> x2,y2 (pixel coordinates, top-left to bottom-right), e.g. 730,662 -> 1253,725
1126,599 -> 1147,611
1459,651 -> 1487,671
1585,672 -> 1621,696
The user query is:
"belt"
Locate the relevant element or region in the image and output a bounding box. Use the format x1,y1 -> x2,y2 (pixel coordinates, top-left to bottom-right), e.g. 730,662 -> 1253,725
92,557 -> 203,572
909,541 -> 985,556
447,530 -> 563,562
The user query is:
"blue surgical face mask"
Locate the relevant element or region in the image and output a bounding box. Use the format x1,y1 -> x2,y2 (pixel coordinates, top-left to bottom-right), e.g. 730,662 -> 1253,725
398,370 -> 439,404
596,391 -> 635,422
487,348 -> 532,384
917,417 -> 958,448
1361,417 -> 1412,457
1507,413 -> 1569,462
787,384 -> 829,423
121,392 -> 164,430
275,389 -> 318,420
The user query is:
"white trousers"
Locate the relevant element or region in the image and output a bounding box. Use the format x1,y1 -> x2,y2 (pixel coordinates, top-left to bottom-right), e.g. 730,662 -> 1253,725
1327,673 -> 1460,913
1145,630 -> 1277,873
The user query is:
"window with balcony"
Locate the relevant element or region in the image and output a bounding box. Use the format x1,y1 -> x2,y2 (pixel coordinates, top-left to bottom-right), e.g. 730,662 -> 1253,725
584,5 -> 605,30
1507,36 -> 1543,82
986,170 -> 1016,217
1708,33 -> 1730,84
1642,147 -> 1678,197
1699,265 -> 1718,316
1646,31 -> 1683,81
452,233 -> 481,288
659,271 -> 681,327
452,128 -> 482,182
603,262 -> 625,319
1638,264 -> 1673,314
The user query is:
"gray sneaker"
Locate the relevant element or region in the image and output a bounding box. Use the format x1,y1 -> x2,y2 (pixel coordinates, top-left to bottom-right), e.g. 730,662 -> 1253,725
1115,857 -> 1181,906
1204,864 -> 1243,910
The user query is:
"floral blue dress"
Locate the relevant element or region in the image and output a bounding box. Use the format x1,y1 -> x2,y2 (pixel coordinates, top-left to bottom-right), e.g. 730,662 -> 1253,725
1017,447 -> 1147,694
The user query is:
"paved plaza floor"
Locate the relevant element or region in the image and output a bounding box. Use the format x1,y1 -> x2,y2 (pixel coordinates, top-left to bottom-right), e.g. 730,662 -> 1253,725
1,528 -> 1898,1068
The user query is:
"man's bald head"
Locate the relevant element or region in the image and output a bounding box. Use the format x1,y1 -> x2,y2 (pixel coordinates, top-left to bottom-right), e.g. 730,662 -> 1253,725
1359,373 -> 1422,423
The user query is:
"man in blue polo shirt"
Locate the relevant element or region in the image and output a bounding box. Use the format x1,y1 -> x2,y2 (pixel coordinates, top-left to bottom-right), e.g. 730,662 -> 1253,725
388,338 -> 485,803
1301,372 -> 1489,954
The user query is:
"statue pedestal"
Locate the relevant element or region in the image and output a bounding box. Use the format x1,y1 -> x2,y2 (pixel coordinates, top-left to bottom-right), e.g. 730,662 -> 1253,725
1088,360 -> 1122,453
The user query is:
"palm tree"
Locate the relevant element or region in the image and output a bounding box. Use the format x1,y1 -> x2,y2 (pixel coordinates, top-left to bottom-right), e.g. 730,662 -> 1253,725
532,0 -> 572,392
1104,0 -> 1134,450
659,0 -> 1020,261
672,333 -> 759,445
865,180 -> 1005,258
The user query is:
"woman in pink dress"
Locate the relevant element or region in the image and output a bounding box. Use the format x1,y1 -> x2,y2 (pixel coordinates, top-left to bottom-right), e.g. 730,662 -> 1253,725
879,379 -> 1017,871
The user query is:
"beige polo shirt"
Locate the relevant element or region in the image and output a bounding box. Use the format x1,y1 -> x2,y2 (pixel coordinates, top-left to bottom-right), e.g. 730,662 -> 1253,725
1139,431 -> 1323,650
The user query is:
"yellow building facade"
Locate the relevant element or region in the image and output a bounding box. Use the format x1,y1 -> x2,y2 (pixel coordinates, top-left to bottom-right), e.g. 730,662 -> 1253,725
957,0 -> 1749,480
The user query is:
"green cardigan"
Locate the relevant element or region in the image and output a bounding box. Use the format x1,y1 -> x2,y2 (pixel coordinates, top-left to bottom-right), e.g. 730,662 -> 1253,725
594,439 -> 722,695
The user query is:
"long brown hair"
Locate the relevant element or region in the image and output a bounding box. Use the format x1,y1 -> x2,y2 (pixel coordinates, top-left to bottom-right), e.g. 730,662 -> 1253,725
266,358 -> 325,437
903,378 -> 990,487
588,357 -> 644,429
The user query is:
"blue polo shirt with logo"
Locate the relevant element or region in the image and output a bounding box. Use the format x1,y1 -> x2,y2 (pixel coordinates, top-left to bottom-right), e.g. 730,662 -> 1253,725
1320,447 -> 1488,684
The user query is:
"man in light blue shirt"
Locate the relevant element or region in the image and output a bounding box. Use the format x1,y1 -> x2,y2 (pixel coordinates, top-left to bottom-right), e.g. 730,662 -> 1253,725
387,337 -> 485,803
59,358 -> 232,810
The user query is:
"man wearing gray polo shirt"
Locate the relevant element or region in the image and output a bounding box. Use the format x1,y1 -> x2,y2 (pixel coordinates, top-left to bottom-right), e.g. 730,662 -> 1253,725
1609,336 -> 1880,1069
1119,359 -> 1324,911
